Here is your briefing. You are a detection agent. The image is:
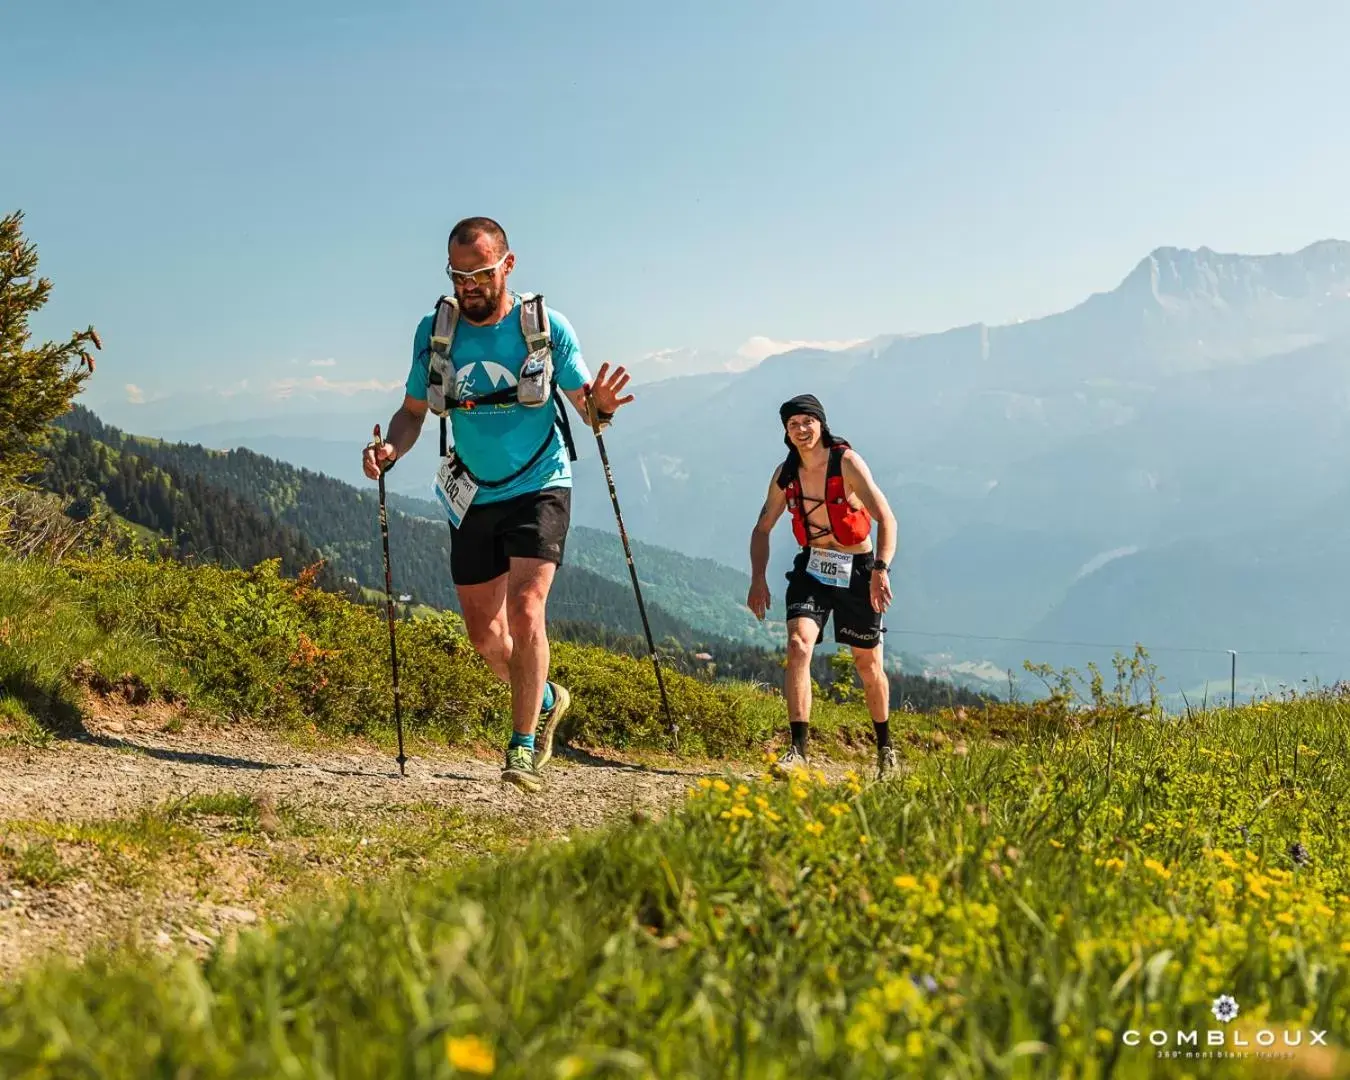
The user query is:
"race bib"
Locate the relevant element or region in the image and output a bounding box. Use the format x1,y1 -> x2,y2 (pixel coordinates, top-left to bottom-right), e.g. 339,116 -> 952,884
806,548 -> 853,587
434,454 -> 478,529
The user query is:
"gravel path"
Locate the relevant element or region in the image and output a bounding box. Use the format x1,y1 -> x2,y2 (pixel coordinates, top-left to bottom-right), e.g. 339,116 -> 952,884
0,704 -> 855,979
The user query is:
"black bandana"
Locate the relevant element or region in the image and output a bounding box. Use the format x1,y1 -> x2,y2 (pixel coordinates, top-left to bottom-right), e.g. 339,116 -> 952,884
779,393 -> 836,458
779,394 -> 827,428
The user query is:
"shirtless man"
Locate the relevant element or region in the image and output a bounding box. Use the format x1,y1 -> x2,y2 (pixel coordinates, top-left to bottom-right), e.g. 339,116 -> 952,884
747,394 -> 899,779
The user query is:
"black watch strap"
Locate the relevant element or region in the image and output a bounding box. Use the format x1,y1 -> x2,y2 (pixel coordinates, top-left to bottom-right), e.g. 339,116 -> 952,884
872,558 -> 888,572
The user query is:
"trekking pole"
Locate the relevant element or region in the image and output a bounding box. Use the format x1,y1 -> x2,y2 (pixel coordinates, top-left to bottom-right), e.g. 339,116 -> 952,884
370,424 -> 408,776
584,393 -> 679,751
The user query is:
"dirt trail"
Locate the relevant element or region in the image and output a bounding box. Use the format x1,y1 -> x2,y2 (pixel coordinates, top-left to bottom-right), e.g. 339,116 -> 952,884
0,702 -> 856,980
1,718 -> 708,831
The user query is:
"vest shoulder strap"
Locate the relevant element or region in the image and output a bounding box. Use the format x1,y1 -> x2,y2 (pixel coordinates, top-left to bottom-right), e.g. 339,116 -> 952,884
519,292 -> 550,353
430,296 -> 460,459
827,442 -> 846,480
430,295 -> 460,353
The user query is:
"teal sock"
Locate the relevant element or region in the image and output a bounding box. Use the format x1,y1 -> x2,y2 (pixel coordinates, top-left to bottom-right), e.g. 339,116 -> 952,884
541,682 -> 555,713
509,731 -> 535,752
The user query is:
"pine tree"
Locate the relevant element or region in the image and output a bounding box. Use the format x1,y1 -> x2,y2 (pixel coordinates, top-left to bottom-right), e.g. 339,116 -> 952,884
0,210 -> 103,491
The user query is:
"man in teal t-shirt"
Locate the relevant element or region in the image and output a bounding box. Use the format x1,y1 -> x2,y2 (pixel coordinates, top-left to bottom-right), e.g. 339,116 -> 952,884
362,217 -> 634,791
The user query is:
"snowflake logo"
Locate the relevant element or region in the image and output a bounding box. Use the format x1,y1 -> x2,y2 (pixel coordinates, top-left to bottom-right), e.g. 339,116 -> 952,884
1212,995 -> 1239,1023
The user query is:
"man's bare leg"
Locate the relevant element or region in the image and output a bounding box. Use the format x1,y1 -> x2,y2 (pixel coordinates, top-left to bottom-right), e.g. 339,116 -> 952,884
852,642 -> 896,777
457,574 -> 511,681
504,556 -> 556,737
777,617 -> 820,771
852,642 -> 889,722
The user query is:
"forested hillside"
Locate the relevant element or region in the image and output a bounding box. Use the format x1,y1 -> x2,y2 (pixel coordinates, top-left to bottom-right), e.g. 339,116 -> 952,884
52,406 -> 699,636
39,427 -> 342,591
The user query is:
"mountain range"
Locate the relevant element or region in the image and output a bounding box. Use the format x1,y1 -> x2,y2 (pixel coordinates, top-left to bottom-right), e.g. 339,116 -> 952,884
129,239 -> 1350,700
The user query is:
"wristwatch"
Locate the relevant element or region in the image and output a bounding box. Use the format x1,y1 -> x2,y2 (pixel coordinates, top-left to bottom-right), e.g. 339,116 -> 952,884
872,558 -> 888,572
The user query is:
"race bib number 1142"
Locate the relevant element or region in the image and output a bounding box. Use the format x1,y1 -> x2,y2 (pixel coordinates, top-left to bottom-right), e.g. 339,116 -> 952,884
434,456 -> 478,529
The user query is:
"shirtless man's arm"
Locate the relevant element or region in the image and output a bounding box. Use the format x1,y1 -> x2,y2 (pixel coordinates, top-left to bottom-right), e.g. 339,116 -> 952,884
841,449 -> 897,613
747,466 -> 788,619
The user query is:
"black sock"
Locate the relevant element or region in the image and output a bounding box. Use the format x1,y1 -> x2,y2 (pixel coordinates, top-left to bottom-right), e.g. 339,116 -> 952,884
790,721 -> 809,755
874,721 -> 891,750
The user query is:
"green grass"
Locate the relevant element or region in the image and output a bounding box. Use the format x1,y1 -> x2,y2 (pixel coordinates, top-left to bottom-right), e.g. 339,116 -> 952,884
0,548 -> 881,759
2,791 -> 523,899
0,556 -> 196,744
2,697 -> 1348,1077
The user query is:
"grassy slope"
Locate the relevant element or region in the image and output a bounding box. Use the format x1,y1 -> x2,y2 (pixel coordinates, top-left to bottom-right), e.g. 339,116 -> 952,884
0,549 -> 875,759
2,696 -> 1348,1076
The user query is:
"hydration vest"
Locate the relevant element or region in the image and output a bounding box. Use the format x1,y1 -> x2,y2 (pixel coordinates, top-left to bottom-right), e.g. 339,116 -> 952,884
776,440 -> 873,548
424,291 -> 577,488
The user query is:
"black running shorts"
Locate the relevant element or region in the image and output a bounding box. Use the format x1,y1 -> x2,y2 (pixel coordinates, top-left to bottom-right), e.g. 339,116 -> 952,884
449,487 -> 571,587
784,547 -> 885,648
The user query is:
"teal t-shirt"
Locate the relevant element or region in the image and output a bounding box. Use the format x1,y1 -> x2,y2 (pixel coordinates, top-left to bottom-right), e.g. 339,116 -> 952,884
405,293 -> 591,506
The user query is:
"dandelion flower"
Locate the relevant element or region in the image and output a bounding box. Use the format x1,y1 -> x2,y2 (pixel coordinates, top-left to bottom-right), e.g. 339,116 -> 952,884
894,874 -> 919,890
446,1035 -> 495,1075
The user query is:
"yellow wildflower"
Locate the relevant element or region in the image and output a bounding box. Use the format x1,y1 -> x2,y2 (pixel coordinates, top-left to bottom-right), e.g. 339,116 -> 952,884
894,874 -> 919,890
1049,839 -> 1064,849
828,802 -> 849,817
734,784 -> 750,799
755,796 -> 770,810
446,1035 -> 495,1075
698,778 -> 713,790
555,1056 -> 586,1080
859,834 -> 870,846
712,779 -> 730,793
1143,858 -> 1171,880
805,821 -> 825,836
1275,912 -> 1295,926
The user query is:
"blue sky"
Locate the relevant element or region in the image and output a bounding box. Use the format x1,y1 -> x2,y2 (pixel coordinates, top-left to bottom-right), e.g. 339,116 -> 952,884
6,0 -> 1350,432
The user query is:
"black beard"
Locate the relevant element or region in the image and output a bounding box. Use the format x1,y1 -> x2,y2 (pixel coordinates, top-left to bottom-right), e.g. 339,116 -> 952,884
460,289 -> 499,319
